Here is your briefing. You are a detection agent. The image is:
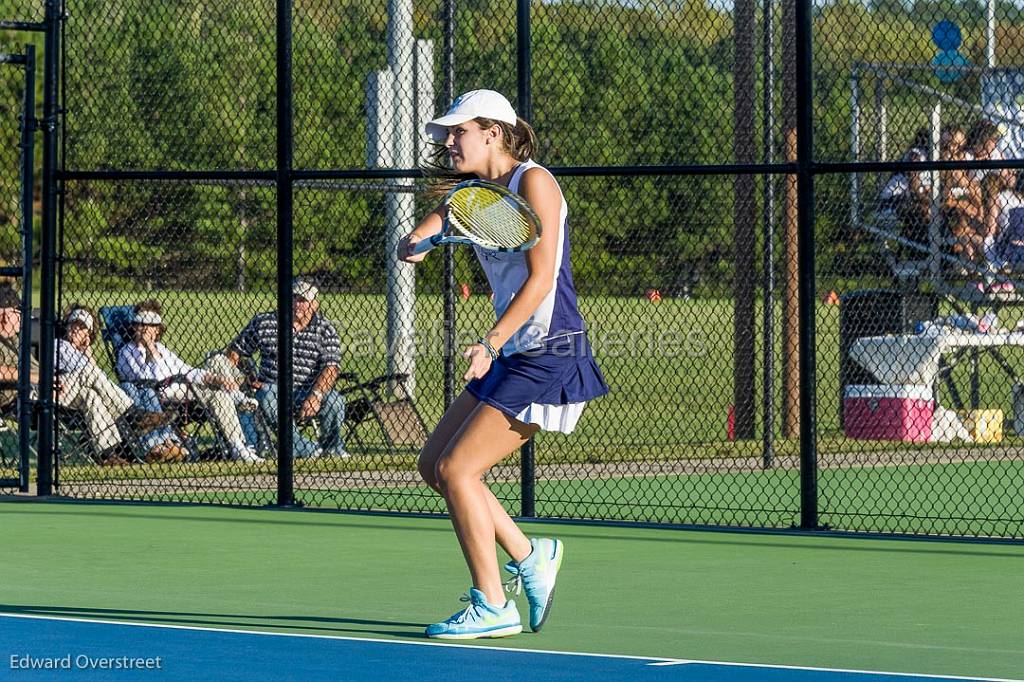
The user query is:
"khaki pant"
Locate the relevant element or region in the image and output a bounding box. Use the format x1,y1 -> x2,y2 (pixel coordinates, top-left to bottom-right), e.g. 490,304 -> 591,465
59,362 -> 135,451
162,381 -> 245,446
205,353 -> 246,386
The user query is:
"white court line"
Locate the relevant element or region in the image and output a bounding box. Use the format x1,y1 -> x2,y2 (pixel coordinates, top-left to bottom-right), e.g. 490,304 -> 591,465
0,612 -> 1019,682
642,656 -> 1021,681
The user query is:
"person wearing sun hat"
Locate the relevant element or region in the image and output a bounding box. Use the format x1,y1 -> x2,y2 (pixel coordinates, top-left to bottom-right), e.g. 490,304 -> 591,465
55,303 -> 174,465
117,299 -> 262,464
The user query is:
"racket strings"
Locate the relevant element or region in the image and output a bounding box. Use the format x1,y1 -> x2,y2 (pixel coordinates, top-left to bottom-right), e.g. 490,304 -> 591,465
449,187 -> 535,249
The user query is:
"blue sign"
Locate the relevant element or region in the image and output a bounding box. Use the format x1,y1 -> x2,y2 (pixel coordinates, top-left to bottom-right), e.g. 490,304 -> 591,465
932,49 -> 969,84
932,20 -> 963,51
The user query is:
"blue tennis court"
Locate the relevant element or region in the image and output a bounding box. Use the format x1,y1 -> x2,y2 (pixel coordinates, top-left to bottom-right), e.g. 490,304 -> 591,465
0,614 -> 1015,682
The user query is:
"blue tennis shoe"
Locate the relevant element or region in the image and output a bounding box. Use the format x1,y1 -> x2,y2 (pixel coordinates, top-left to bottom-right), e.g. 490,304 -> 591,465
504,537 -> 564,632
425,588 -> 523,639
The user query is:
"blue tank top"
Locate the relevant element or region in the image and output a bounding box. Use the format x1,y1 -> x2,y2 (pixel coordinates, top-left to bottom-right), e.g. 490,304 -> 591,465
473,160 -> 586,355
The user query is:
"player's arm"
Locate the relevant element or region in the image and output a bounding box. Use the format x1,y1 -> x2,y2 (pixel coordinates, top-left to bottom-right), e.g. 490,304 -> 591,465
398,203 -> 446,263
480,169 -> 561,355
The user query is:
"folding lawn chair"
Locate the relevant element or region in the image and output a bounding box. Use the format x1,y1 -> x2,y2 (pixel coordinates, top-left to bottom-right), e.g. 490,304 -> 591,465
337,372 -> 428,454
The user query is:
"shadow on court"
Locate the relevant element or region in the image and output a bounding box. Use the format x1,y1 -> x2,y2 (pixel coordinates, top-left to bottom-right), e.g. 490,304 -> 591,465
0,603 -> 428,639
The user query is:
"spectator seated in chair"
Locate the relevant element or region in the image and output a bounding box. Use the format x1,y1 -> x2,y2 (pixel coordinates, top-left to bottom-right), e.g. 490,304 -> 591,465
116,299 -> 262,464
876,128 -> 932,262
987,170 -> 1024,280
0,285 -> 38,424
224,277 -> 348,459
56,304 -> 174,466
939,125 -> 987,266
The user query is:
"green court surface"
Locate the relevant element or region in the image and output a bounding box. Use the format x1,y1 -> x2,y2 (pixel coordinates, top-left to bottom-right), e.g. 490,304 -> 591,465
0,500 -> 1021,680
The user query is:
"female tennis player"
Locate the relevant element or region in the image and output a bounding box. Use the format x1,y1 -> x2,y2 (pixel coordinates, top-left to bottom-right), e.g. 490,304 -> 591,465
398,89 -> 608,639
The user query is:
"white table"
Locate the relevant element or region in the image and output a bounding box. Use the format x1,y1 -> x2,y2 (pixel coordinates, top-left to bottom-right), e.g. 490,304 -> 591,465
849,328 -> 1024,386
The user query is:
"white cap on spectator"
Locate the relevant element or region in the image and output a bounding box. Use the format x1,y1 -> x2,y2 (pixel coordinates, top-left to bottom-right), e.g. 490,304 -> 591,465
424,90 -> 518,142
67,308 -> 94,331
292,278 -> 318,302
133,310 -> 163,326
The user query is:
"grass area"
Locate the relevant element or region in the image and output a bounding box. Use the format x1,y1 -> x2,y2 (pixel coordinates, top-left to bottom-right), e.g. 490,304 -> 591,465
53,289 -> 1024,447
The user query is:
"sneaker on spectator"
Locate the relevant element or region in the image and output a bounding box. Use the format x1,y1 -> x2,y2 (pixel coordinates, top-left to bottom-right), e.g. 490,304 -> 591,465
231,443 -> 263,463
229,390 -> 259,412
145,440 -> 187,464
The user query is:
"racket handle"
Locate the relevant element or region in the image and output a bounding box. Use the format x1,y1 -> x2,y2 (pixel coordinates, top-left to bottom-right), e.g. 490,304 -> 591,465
410,234 -> 441,256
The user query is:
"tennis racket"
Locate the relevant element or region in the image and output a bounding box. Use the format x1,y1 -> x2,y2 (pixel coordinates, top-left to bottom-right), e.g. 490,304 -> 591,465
411,179 -> 542,256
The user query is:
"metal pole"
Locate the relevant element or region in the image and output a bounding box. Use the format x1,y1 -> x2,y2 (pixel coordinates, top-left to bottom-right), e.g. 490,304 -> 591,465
0,21 -> 46,32
850,67 -> 860,235
55,0 -> 68,488
36,0 -> 61,497
761,0 -> 775,469
795,0 -> 818,530
276,0 -> 295,506
780,0 -> 799,440
929,102 -> 943,285
734,0 -> 757,441
988,0 -> 996,69
442,0 -> 456,410
875,75 -> 888,164
17,45 -> 35,493
517,0 -> 535,519
385,0 -> 417,398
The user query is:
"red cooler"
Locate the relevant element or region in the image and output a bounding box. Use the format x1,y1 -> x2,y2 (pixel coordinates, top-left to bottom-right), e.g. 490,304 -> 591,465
843,384 -> 934,442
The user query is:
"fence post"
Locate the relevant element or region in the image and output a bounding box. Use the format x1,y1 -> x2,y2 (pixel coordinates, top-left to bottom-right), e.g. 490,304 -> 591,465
36,0 -> 62,497
517,0 -> 535,519
733,0 -> 757,441
761,0 -> 775,470
795,0 -> 818,530
276,0 -> 295,507
18,45 -> 35,493
442,0 -> 456,411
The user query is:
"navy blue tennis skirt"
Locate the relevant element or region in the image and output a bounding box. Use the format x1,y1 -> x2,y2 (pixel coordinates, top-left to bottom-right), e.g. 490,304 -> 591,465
467,332 -> 608,432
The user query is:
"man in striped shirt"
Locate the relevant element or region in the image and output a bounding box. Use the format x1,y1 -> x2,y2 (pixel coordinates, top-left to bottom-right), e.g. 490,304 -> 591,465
226,278 -> 347,458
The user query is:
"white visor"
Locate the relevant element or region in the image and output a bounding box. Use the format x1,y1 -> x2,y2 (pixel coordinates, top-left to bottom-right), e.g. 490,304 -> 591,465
67,308 -> 94,331
133,310 -> 163,326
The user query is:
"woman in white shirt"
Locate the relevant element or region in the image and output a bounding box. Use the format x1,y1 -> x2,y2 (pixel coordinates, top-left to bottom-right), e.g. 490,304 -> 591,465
117,300 -> 261,463
56,305 -> 172,465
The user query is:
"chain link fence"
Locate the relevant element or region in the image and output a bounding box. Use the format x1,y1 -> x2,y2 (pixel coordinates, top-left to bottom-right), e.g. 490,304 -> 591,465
812,3 -> 1024,537
0,15 -> 37,494
0,48 -> 24,493
1,0 -> 1021,537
